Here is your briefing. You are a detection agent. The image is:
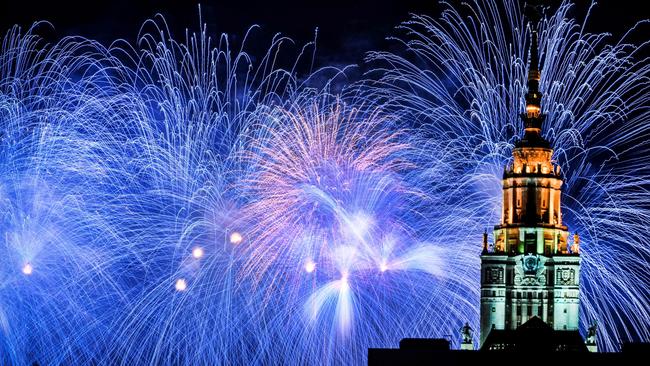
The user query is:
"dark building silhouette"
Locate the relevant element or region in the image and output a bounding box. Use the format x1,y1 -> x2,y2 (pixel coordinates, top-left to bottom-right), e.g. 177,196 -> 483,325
369,318 -> 649,365
369,333 -> 648,366
481,316 -> 586,352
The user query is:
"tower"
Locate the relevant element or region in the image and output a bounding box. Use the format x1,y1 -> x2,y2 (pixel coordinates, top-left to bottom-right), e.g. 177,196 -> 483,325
479,22 -> 580,347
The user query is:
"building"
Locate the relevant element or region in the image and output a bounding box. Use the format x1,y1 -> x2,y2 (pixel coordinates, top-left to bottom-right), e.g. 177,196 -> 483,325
479,23 -> 581,347
481,316 -> 586,352
367,8 -> 650,366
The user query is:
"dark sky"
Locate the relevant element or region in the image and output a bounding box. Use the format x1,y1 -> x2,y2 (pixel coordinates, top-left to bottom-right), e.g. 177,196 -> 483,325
0,0 -> 647,67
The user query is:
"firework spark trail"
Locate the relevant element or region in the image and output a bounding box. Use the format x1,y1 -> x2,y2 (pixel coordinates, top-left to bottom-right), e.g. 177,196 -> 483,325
0,23 -> 155,364
89,18 -> 342,365
239,101 -> 412,275
229,97 -> 466,363
0,18 -> 315,364
365,0 -> 650,351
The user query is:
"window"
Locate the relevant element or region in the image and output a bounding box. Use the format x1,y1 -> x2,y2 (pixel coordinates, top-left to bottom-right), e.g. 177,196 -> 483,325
525,233 -> 536,254
544,240 -> 552,255
527,304 -> 533,316
563,308 -> 567,314
492,307 -> 496,313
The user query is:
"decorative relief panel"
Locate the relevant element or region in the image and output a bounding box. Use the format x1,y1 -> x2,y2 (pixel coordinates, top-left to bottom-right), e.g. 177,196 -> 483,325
514,256 -> 546,286
485,267 -> 504,284
556,268 -> 576,285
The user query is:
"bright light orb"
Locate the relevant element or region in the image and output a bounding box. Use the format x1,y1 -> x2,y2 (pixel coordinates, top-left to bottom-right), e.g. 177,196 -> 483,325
175,278 -> 187,292
380,263 -> 388,272
22,263 -> 33,275
305,260 -> 316,273
229,232 -> 243,245
341,271 -> 349,284
192,247 -> 204,259
351,212 -> 373,238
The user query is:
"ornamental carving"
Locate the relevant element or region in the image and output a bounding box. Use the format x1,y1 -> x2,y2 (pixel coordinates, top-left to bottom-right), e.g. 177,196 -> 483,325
556,268 -> 575,285
485,268 -> 504,284
514,257 -> 546,286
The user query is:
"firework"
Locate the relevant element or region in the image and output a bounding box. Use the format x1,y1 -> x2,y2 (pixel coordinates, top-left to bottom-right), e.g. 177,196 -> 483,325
0,0 -> 648,364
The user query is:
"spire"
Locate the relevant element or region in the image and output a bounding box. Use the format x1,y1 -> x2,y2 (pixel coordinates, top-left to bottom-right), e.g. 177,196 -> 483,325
524,27 -> 542,122
526,1 -> 542,89
526,28 -> 541,115
517,2 -> 549,149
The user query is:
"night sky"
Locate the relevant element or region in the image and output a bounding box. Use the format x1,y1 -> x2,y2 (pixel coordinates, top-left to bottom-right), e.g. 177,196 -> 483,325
1,0 -> 647,69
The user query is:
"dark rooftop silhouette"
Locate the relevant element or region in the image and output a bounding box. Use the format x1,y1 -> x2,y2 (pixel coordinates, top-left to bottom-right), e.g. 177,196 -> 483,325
369,317 -> 649,366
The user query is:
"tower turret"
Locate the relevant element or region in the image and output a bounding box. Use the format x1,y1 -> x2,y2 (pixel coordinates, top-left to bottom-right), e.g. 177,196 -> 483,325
479,10 -> 581,347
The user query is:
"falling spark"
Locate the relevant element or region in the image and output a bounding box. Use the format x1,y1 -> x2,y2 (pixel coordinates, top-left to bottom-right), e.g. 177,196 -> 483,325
175,279 -> 188,292
192,247 -> 204,259
229,232 -> 243,245
305,260 -> 316,273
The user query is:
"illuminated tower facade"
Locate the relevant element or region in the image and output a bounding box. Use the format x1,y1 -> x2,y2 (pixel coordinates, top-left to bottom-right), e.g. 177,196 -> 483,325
479,26 -> 580,347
